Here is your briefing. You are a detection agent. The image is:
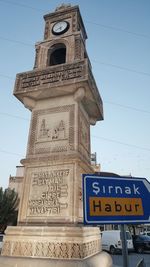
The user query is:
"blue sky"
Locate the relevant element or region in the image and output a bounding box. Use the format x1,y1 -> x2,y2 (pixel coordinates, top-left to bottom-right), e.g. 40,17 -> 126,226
0,0 -> 150,189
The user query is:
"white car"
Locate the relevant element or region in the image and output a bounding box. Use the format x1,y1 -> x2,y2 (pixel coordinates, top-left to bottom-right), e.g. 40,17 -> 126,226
0,234 -> 4,252
140,231 -> 150,236
101,230 -> 133,254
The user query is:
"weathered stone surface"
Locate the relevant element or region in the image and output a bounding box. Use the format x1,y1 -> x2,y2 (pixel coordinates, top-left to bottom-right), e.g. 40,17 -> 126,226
1,4 -> 110,267
2,226 -> 101,259
0,252 -> 112,267
14,60 -> 103,120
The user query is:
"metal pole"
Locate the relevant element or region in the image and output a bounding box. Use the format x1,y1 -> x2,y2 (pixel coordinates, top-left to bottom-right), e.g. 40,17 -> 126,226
120,224 -> 129,267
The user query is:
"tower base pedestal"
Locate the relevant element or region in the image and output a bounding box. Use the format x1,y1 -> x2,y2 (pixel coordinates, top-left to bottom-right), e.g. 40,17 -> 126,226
0,252 -> 112,267
2,226 -> 101,259
1,226 -> 112,266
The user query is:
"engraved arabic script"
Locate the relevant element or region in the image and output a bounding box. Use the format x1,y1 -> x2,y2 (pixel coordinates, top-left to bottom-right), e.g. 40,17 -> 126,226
18,63 -> 84,90
28,168 -> 69,216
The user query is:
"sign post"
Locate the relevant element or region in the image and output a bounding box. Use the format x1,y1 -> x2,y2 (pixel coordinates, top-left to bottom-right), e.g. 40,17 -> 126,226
82,175 -> 150,267
82,175 -> 150,225
120,224 -> 129,267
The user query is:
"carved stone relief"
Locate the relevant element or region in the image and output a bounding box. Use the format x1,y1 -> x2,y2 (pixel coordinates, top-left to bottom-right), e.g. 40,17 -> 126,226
34,46 -> 40,69
78,109 -> 90,161
27,105 -> 75,156
44,21 -> 49,40
2,239 -> 100,259
72,11 -> 77,32
26,165 -> 72,219
75,37 -> 81,60
14,61 -> 85,93
35,113 -> 68,154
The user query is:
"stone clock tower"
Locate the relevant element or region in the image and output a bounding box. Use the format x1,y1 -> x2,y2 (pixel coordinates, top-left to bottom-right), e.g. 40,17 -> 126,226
1,4 -> 112,267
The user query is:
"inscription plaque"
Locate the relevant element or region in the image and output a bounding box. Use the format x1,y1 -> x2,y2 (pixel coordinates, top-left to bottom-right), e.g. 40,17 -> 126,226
14,61 -> 86,93
26,165 -> 73,219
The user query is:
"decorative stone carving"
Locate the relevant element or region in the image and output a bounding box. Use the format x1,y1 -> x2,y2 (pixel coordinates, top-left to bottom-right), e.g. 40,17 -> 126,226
72,11 -> 77,32
14,61 -> 85,93
1,4 -> 108,266
18,164 -> 74,222
44,21 -> 49,40
27,105 -> 75,156
28,167 -> 69,217
2,226 -> 101,259
34,46 -> 40,69
55,4 -> 71,12
78,109 -> 90,161
38,119 -> 66,141
75,36 -> 81,60
2,239 -> 100,259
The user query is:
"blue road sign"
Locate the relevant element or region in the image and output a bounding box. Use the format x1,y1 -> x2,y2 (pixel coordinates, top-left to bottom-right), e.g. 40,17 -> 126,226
82,175 -> 150,225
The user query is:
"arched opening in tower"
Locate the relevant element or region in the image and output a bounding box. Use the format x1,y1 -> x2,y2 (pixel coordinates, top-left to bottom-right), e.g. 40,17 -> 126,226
49,44 -> 66,66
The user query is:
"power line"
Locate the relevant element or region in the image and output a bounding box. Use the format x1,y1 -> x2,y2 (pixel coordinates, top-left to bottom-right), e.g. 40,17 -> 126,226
92,59 -> 150,77
104,101 -> 150,114
0,36 -> 34,47
0,112 -> 29,121
0,98 -> 150,122
92,135 -> 150,152
0,52 -> 150,79
85,20 -> 150,39
0,149 -> 23,156
0,98 -> 149,124
0,73 -> 14,80
1,34 -> 149,77
0,0 -> 150,40
0,135 -> 149,158
0,0 -> 45,12
0,111 -> 149,154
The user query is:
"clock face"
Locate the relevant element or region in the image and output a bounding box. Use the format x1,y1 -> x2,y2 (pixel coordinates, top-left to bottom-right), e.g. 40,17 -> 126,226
52,21 -> 70,35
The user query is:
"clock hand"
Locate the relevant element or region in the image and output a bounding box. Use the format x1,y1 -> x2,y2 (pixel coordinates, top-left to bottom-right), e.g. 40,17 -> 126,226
56,26 -> 62,32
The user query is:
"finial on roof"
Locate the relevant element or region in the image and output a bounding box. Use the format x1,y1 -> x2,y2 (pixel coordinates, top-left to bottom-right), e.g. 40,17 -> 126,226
55,3 -> 71,11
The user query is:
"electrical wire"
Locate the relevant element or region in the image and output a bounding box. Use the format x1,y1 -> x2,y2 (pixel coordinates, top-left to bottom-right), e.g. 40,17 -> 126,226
0,36 -> 34,47
0,34 -> 149,77
92,135 -> 150,152
0,109 -> 149,154
0,1 -> 149,156
0,149 -> 23,156
104,101 -> 150,114
0,73 -> 14,80
0,55 -> 150,79
92,59 -> 150,77
0,134 -> 150,158
85,20 -> 150,39
0,0 -> 150,39
0,0 -> 45,12
0,112 -> 29,120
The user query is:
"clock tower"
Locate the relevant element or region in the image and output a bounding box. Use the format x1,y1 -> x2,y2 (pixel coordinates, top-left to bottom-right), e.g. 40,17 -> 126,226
1,4 -> 112,267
